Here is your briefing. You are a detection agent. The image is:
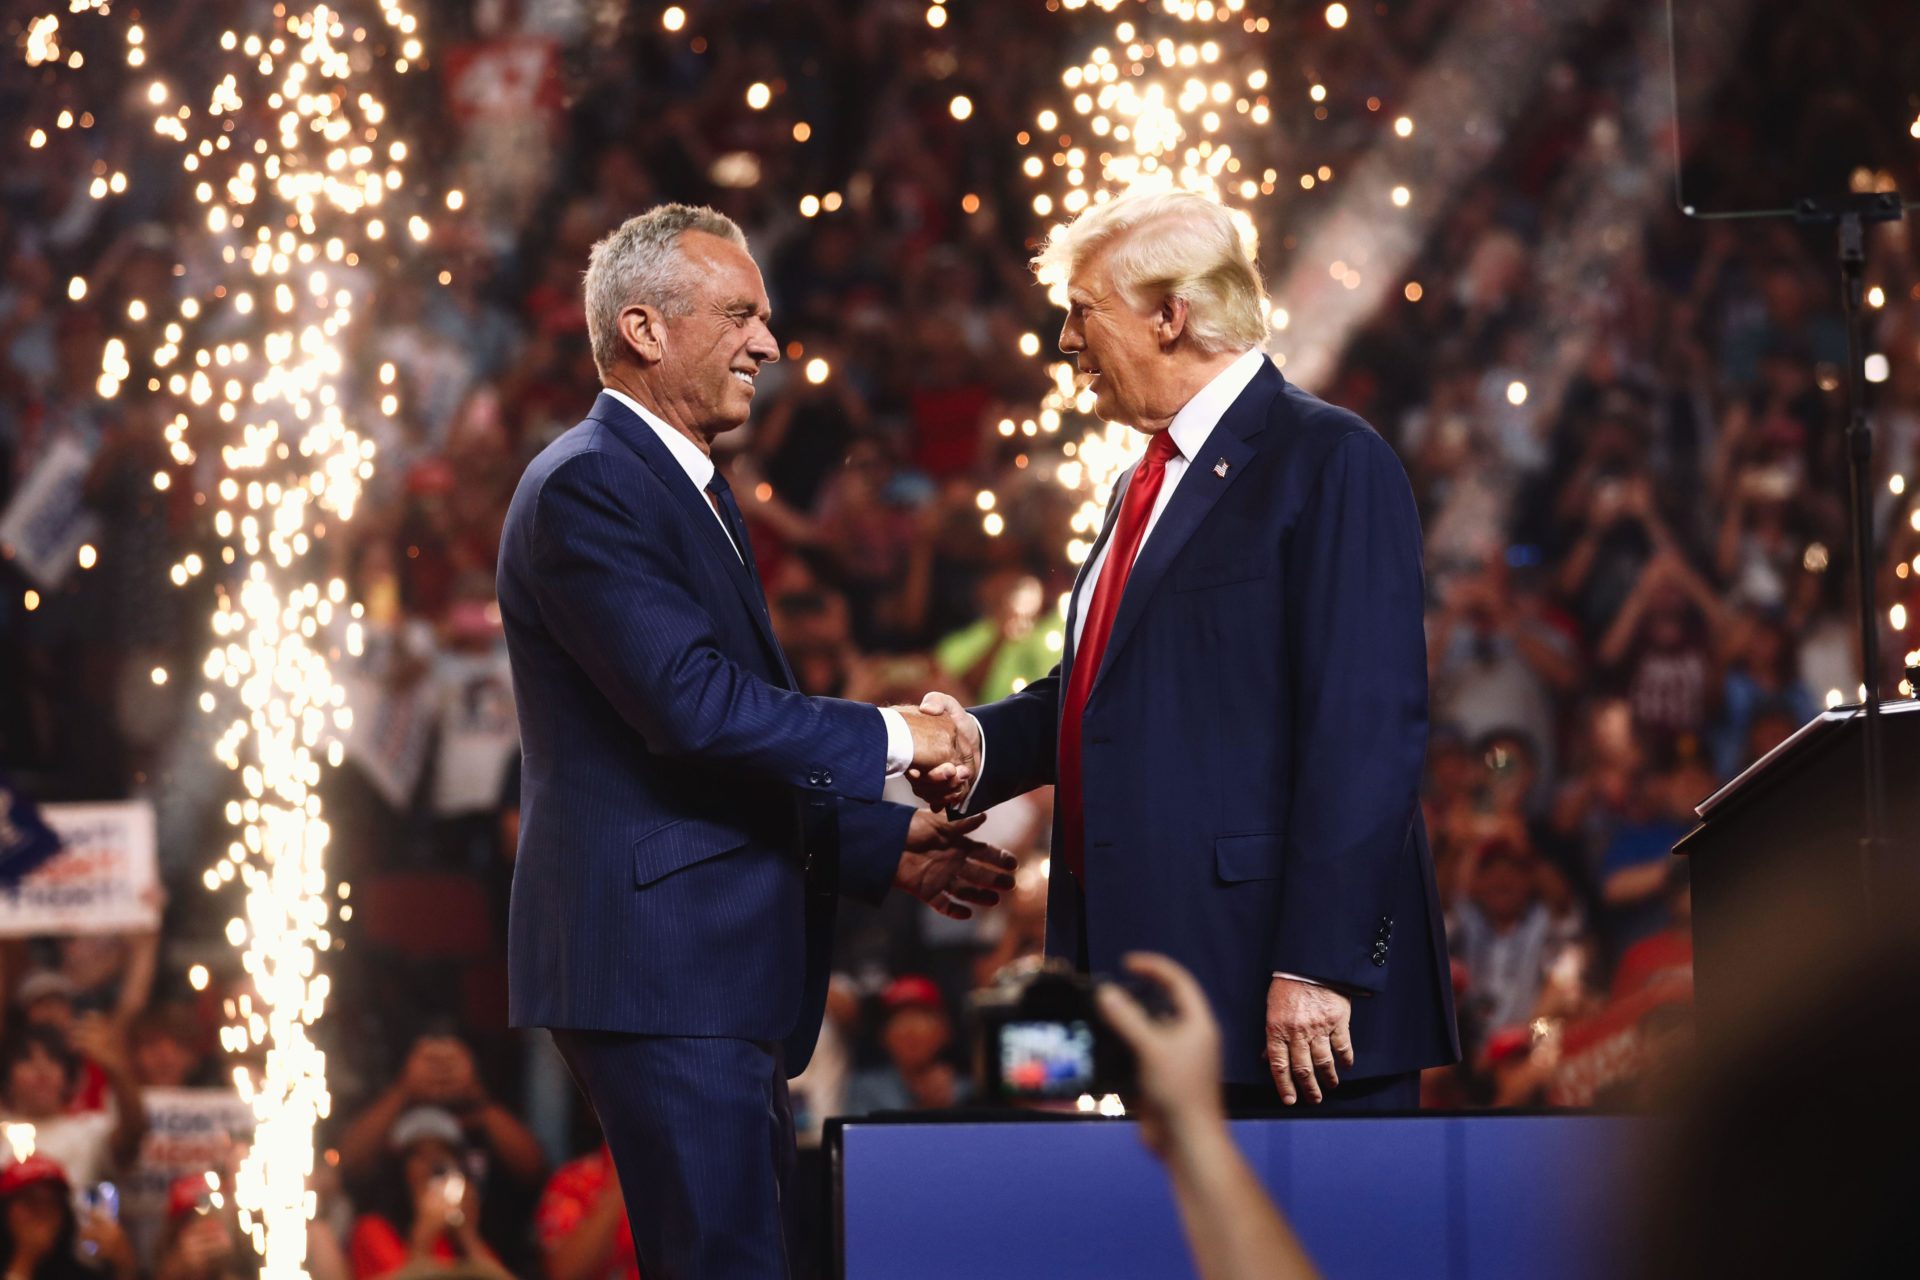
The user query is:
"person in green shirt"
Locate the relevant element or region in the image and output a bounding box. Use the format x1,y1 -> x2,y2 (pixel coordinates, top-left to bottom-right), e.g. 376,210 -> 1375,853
934,569 -> 1058,703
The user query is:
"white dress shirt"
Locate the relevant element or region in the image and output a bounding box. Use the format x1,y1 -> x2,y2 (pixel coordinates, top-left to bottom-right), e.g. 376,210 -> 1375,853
603,387 -> 741,561
1069,346 -> 1268,650
601,386 -> 914,776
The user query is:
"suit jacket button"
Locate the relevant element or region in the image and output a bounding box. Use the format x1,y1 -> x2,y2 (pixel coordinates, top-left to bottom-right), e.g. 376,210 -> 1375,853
807,770 -> 822,785
821,770 -> 833,787
1372,954 -> 1387,967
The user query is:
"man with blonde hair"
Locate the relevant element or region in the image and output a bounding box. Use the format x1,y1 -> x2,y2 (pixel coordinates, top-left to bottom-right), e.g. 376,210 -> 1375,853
919,187 -> 1459,1110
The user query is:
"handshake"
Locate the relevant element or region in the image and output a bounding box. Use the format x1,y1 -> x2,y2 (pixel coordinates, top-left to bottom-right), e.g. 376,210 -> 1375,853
886,692 -> 1012,922
893,691 -> 982,811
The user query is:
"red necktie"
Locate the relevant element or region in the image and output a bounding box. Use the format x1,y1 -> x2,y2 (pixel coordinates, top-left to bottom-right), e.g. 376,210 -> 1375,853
1055,430 -> 1181,882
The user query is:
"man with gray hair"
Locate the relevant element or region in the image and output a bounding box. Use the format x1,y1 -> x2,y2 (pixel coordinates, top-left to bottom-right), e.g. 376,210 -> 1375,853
496,204 -> 1007,1277
919,187 -> 1459,1111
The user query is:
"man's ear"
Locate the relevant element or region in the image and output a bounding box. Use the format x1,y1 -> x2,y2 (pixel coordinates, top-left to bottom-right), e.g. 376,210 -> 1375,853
1156,295 -> 1190,350
619,303 -> 666,364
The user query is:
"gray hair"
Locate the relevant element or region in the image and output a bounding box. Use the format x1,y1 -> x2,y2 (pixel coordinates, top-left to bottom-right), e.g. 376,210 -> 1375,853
583,204 -> 748,378
1031,188 -> 1268,356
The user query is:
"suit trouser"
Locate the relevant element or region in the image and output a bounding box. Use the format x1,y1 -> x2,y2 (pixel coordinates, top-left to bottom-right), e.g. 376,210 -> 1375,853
553,1029 -> 796,1280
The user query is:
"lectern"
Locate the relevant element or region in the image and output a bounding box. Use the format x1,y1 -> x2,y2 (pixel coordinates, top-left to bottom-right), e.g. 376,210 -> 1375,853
1675,700 -> 1920,1033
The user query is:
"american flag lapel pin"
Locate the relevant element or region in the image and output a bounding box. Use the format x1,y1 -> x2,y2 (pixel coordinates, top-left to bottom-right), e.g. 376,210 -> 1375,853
1213,457 -> 1230,478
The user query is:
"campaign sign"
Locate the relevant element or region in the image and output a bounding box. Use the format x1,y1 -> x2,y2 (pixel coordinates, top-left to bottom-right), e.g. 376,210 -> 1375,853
0,436 -> 101,589
122,1088 -> 256,1267
0,773 -> 63,887
0,800 -> 160,936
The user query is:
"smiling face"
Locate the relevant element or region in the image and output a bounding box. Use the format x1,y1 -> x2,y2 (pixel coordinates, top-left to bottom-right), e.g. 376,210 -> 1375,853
1057,243 -> 1179,432
628,230 -> 779,448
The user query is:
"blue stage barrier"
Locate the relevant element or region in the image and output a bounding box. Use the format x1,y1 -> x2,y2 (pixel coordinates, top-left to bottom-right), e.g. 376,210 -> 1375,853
836,1113 -> 1646,1279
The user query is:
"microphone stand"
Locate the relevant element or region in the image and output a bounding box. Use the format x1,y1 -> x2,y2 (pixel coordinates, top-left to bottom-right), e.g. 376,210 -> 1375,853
1793,194 -> 1904,883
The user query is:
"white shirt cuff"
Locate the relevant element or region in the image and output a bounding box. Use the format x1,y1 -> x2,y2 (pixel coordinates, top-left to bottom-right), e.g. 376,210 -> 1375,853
879,707 -> 914,777
1272,972 -> 1325,987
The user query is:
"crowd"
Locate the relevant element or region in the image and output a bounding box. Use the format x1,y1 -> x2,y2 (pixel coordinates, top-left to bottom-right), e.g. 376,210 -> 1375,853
0,0 -> 1918,1272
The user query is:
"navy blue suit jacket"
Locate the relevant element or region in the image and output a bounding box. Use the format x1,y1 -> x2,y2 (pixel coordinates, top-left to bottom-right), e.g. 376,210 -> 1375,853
497,392 -> 913,1073
966,362 -> 1460,1083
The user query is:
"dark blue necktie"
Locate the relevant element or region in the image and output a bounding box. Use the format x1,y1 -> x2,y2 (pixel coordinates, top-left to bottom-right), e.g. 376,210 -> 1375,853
704,470 -> 752,569
706,468 -> 795,687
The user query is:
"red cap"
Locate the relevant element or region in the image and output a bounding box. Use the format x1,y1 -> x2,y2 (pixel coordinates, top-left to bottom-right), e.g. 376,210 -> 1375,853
1483,1026 -> 1533,1068
0,1155 -> 70,1198
167,1174 -> 212,1222
880,975 -> 943,1011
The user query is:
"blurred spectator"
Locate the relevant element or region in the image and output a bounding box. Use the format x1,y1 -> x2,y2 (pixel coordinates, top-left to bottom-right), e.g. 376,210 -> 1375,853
933,569 -> 1057,704
0,1025 -> 145,1188
1447,836 -> 1581,1056
336,1034 -> 543,1186
1708,608 -> 1817,778
126,1005 -> 212,1091
151,1171 -> 350,1280
5,972 -> 111,1112
0,1154 -> 135,1280
532,1143 -> 638,1280
150,1178 -> 245,1280
335,1034 -> 544,1274
1596,548 -> 1727,755
842,976 -> 969,1114
1429,561 -> 1581,787
1599,759 -> 1713,956
1609,864 -> 1694,1007
345,1107 -> 511,1280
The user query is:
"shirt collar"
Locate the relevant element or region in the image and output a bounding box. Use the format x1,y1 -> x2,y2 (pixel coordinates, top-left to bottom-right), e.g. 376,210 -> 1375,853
603,386 -> 716,493
1164,347 -> 1269,462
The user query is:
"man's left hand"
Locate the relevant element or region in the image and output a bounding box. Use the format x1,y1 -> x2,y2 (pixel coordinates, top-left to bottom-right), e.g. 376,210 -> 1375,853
1265,977 -> 1355,1105
894,811 -> 1016,920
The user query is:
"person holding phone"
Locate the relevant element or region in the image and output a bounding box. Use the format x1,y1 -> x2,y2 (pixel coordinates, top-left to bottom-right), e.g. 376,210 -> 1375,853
0,1154 -> 134,1280
345,1108 -> 510,1280
152,1165 -> 350,1280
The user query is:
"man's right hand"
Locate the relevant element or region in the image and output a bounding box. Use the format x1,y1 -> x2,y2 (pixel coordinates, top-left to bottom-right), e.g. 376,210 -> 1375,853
897,691 -> 981,809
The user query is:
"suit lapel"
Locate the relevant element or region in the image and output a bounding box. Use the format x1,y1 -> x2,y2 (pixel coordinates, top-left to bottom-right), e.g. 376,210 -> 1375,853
586,392 -> 795,688
1089,361 -> 1282,699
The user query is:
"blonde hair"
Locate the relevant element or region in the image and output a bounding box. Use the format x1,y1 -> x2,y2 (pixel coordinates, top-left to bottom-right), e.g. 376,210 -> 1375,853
583,204 -> 748,378
1031,188 -> 1268,355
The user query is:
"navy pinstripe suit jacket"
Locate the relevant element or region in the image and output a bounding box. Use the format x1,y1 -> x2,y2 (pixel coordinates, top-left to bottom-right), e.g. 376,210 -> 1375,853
965,362 -> 1460,1084
498,392 -> 912,1073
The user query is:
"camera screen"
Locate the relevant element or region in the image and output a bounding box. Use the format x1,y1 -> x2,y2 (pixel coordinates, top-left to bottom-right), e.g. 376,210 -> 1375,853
999,1019 -> 1096,1098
